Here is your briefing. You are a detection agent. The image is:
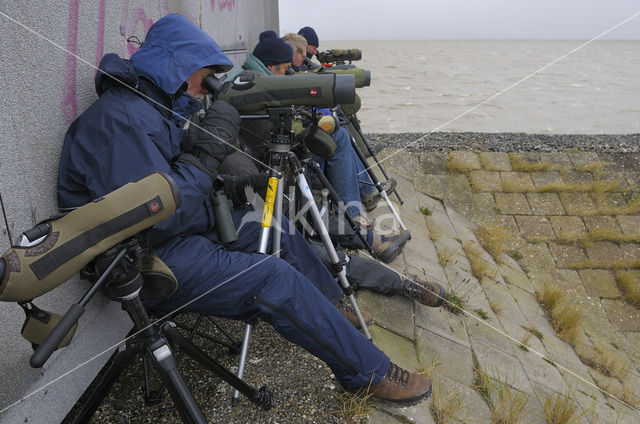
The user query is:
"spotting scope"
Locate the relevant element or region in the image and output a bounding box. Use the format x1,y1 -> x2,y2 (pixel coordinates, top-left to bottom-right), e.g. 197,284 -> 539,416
316,49 -> 362,64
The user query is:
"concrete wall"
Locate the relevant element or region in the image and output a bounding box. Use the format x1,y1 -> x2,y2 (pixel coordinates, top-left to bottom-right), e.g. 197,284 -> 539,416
0,1 -> 277,422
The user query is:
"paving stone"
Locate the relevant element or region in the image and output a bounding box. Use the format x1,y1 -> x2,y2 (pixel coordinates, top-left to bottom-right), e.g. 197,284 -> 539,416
512,335 -> 567,394
415,190 -> 446,214
518,243 -> 559,282
594,192 -> 626,209
448,151 -> 481,171
373,389 -> 435,424
529,382 -> 593,424
500,171 -> 535,192
376,149 -> 421,182
584,241 -> 622,265
539,152 -> 573,168
426,210 -> 458,240
598,171 -> 631,190
550,215 -> 587,239
498,262 -> 536,294
578,269 -> 621,299
531,171 -> 564,188
558,192 -> 598,215
549,242 -> 588,268
479,151 -> 511,171
367,407 -> 407,423
567,152 -> 601,169
482,282 -> 530,328
584,216 -> 622,234
492,215 -> 528,251
600,299 -> 640,332
420,151 -> 449,174
465,193 -> 499,227
467,312 -> 515,356
562,170 -> 594,184
415,302 -> 469,348
417,328 -> 475,387
445,206 -> 478,231
358,291 -> 416,340
619,243 -> 640,262
526,192 -> 565,215
414,174 -> 450,200
616,215 -> 640,237
469,170 -> 502,192
515,215 -> 555,242
369,324 -> 419,371
494,192 -> 531,215
403,238 -> 439,268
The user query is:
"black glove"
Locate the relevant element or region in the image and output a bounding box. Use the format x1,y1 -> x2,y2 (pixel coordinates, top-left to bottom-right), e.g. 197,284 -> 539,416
223,173 -> 269,208
185,100 -> 241,174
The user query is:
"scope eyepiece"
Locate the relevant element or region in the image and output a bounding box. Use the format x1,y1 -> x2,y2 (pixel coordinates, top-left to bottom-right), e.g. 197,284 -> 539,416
202,74 -> 224,99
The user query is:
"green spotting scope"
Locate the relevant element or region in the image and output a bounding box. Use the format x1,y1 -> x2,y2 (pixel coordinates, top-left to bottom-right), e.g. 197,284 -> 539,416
0,173 -> 180,303
216,72 -> 356,113
316,49 -> 362,64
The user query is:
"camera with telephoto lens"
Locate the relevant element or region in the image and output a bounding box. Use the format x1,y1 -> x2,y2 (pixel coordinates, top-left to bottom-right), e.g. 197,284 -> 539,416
316,49 -> 362,64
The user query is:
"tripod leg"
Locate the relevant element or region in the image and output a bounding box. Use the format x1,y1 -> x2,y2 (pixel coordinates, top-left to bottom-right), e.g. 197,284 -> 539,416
289,154 -> 372,340
349,133 -> 409,232
349,114 -> 404,204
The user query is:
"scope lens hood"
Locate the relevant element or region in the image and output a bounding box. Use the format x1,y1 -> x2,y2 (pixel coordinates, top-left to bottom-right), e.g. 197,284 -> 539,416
333,74 -> 356,106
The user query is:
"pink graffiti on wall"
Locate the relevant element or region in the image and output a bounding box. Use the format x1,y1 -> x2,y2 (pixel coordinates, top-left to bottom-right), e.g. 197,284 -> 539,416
62,0 -> 238,123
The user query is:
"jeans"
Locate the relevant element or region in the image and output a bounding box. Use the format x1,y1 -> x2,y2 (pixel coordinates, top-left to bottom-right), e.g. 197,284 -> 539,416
313,127 -> 376,216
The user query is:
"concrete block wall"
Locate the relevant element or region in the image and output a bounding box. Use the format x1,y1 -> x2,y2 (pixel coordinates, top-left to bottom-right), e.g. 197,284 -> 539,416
0,1 -> 277,422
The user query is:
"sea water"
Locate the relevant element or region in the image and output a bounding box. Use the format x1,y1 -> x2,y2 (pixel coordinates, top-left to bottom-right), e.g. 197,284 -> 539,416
322,40 -> 640,134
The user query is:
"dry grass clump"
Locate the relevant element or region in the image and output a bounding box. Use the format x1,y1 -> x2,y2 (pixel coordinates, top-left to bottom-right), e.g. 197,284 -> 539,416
418,357 -> 441,379
615,271 -> 640,306
429,380 -> 465,424
489,300 -> 504,317
537,282 -> 583,344
586,228 -> 640,244
447,152 -> 480,173
586,195 -> 640,216
575,161 -> 610,178
475,224 -> 512,259
509,154 -> 559,172
463,241 -> 499,280
542,391 -> 584,424
538,180 -> 622,193
473,365 -> 529,424
332,388 -> 373,422
519,333 -> 532,352
438,247 -> 456,268
426,218 -> 443,242
576,340 -> 630,381
567,258 -> 640,270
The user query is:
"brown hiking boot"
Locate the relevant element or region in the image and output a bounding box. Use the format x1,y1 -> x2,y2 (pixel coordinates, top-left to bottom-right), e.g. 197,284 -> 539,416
361,179 -> 397,212
353,214 -> 374,231
371,230 -> 411,263
369,362 -> 432,404
399,274 -> 446,307
336,300 -> 373,329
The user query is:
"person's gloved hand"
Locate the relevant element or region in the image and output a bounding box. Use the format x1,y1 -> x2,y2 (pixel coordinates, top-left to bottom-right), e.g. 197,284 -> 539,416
223,173 -> 269,208
186,100 -> 241,174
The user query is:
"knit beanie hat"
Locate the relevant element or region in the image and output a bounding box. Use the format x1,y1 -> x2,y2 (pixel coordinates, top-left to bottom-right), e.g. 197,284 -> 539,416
252,30 -> 293,66
298,26 -> 319,47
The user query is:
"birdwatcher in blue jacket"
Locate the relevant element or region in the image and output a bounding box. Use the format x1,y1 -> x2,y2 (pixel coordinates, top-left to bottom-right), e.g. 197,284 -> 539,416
57,14 -> 431,405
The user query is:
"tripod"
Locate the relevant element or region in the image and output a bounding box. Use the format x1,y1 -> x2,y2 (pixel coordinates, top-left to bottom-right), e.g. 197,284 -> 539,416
231,107 -> 373,404
31,237 -> 272,424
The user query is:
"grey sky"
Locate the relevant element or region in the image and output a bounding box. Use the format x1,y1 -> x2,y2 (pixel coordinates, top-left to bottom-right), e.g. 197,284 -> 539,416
279,0 -> 640,40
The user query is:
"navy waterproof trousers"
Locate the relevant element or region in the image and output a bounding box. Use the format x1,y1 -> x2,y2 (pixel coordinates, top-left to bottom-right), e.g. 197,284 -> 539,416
149,208 -> 389,390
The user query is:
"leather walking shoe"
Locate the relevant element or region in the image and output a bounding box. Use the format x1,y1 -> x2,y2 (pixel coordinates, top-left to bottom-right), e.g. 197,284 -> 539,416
353,214 -> 374,230
399,274 -> 446,307
372,230 -> 411,263
361,179 -> 397,212
336,300 -> 373,329
369,362 -> 432,404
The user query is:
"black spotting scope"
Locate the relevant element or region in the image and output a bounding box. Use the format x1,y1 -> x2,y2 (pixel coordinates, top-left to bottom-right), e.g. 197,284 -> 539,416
316,49 -> 362,64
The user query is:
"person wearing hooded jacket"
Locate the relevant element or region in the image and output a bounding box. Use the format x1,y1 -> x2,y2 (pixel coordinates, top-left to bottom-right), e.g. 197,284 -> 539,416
57,14 -> 431,405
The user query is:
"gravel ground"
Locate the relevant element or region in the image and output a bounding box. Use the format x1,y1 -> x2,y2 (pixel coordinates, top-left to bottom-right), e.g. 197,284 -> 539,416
367,132 -> 640,153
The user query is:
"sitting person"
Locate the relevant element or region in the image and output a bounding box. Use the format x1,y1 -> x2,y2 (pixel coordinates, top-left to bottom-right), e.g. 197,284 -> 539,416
222,30 -> 405,262
56,14 -> 431,405
297,26 -> 321,70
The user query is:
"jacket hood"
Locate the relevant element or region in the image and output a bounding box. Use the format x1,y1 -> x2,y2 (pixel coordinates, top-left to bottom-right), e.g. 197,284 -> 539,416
130,14 -> 232,95
95,53 -> 138,96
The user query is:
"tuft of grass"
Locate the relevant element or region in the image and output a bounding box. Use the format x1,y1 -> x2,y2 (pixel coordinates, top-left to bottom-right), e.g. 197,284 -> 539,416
331,388 -> 373,422
438,247 -> 456,268
474,308 -> 490,320
419,206 -> 432,216
575,161 -> 610,179
615,271 -> 640,306
576,340 -> 630,381
475,224 -> 512,259
418,357 -> 440,379
443,292 -> 466,315
569,258 -> 640,270
519,333 -> 532,352
447,153 -> 479,173
463,241 -> 499,280
489,300 -> 504,317
543,391 -> 584,424
509,154 -> 559,172
430,380 -> 465,424
426,219 -> 443,242
537,282 -> 583,345
524,326 -> 544,340
473,366 -> 529,424
508,250 -> 523,260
